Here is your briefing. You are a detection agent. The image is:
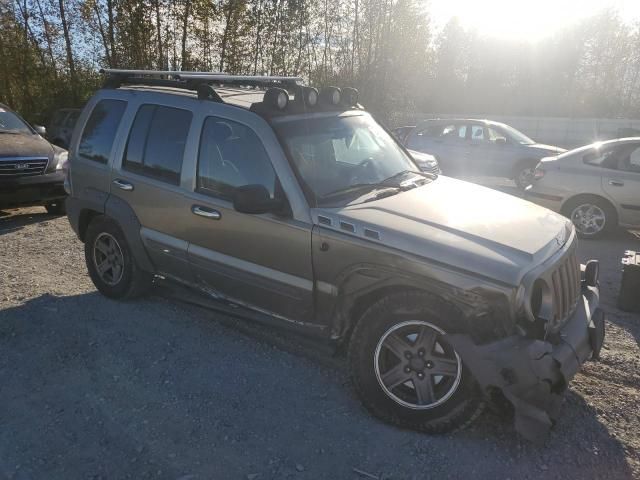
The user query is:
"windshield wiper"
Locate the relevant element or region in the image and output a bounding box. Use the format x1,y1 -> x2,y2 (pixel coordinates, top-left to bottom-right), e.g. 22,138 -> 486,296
321,170 -> 434,203
321,183 -> 381,200
380,169 -> 434,186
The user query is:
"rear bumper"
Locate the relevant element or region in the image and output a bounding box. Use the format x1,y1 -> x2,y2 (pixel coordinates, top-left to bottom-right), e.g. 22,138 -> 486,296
0,171 -> 66,207
446,281 -> 605,442
525,186 -> 564,212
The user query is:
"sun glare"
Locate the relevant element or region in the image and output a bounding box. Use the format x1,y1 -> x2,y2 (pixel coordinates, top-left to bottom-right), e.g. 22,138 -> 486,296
430,0 -> 640,41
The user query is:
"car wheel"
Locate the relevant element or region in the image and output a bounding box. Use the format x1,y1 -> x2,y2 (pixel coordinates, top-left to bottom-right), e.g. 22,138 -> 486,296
84,215 -> 153,299
514,166 -> 535,189
564,196 -> 616,239
45,201 -> 66,215
348,290 -> 484,434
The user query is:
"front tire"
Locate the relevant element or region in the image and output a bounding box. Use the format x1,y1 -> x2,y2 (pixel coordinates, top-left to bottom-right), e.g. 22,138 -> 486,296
84,215 -> 153,299
348,291 -> 484,434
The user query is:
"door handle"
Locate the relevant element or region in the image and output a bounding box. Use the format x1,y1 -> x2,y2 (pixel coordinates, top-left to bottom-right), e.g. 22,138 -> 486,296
609,180 -> 624,187
112,179 -> 134,191
192,205 -> 221,220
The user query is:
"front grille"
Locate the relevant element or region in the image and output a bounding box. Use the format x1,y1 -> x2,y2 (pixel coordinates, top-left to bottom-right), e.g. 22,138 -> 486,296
550,251 -> 581,327
0,157 -> 49,178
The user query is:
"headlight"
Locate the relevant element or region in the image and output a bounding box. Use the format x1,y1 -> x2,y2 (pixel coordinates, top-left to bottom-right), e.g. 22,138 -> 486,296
54,150 -> 69,170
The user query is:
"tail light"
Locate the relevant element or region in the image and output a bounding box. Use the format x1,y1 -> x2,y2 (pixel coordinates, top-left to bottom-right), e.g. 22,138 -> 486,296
533,163 -> 545,180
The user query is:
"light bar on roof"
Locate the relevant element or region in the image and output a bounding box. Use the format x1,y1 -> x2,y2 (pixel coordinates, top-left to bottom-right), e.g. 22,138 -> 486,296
100,68 -> 225,77
176,73 -> 303,84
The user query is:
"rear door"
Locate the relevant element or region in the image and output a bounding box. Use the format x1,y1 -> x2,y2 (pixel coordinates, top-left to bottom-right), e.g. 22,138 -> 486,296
182,107 -> 315,322
602,143 -> 640,227
109,95 -> 197,281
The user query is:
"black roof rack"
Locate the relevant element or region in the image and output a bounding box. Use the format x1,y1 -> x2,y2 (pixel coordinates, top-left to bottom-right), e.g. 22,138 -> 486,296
99,69 -> 303,102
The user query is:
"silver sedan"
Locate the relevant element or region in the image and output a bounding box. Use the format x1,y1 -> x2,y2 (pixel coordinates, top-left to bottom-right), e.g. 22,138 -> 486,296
527,138 -> 640,238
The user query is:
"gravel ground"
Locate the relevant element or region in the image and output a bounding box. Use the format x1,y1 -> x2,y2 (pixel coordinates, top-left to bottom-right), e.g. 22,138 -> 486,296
0,205 -> 639,480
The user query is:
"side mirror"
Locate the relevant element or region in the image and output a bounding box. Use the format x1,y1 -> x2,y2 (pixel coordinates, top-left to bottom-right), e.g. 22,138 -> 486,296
495,137 -> 507,145
34,125 -> 47,136
233,184 -> 282,214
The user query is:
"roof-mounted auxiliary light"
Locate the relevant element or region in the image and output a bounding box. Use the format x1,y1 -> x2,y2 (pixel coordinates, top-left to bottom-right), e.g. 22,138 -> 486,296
319,87 -> 341,106
341,87 -> 359,107
264,87 -> 289,110
303,86 -> 319,107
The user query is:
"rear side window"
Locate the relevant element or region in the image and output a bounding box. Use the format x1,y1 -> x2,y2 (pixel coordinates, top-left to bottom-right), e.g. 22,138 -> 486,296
583,145 -> 622,169
197,116 -> 276,200
78,100 -> 127,164
123,105 -> 192,185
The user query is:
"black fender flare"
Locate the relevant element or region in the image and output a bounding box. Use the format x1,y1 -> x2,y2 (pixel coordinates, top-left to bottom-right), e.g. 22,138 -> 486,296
104,195 -> 155,273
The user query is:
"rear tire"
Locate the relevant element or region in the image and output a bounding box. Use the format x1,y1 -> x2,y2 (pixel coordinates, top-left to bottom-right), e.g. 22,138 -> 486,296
562,196 -> 616,239
45,200 -> 66,215
84,215 -> 153,299
348,290 -> 484,434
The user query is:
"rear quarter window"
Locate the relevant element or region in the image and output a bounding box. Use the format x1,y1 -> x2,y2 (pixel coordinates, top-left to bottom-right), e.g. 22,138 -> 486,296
78,100 -> 127,164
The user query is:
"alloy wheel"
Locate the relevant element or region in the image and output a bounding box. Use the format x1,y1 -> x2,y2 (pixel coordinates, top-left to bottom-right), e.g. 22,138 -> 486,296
374,320 -> 462,410
571,203 -> 606,236
516,167 -> 535,189
92,232 -> 125,286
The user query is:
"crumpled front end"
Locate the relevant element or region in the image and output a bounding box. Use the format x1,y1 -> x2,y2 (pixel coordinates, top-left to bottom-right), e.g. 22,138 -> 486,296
445,281 -> 605,443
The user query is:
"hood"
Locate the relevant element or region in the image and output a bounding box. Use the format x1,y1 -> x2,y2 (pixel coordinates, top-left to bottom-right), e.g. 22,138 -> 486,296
526,143 -> 566,155
0,132 -> 53,159
315,176 -> 572,286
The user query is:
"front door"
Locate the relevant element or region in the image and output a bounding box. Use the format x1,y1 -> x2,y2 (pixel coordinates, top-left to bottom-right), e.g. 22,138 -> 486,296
184,112 -> 315,322
602,143 -> 640,227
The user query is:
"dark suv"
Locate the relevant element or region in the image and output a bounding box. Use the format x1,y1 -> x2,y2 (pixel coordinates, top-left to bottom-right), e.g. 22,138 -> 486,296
65,70 -> 605,442
0,103 -> 68,214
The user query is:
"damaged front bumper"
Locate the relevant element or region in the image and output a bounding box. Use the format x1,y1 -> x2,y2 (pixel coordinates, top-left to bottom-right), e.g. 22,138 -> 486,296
445,282 -> 605,442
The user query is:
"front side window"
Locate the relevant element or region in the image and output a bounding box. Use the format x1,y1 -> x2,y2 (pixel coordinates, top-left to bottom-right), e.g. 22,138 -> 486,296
197,117 -> 276,200
0,107 -> 32,134
78,99 -> 127,164
275,114 -> 418,206
123,105 -> 192,185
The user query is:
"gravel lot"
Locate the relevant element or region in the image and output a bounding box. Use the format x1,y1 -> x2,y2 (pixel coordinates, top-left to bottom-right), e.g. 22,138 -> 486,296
1,204 -> 639,480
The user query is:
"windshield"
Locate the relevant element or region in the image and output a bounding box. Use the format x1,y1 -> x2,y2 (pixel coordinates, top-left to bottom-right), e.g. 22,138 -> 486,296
275,114 -> 419,206
0,108 -> 32,134
497,123 -> 535,145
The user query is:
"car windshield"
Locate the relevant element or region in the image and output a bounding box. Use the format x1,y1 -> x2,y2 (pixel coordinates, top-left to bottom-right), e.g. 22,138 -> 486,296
0,108 -> 32,134
275,114 -> 419,206
497,123 -> 535,145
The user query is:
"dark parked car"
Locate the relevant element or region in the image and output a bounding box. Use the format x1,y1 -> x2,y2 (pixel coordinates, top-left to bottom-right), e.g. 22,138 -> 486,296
0,103 -> 68,214
47,108 -> 81,149
403,119 -> 566,188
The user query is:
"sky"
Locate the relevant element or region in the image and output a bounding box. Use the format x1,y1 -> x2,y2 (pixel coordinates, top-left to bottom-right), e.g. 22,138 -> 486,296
429,0 -> 640,42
